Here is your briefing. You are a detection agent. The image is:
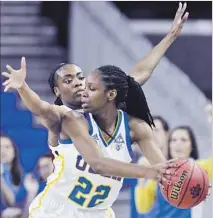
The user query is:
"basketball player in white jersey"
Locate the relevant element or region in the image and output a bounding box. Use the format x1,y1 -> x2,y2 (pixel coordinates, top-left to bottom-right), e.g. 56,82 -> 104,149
3,61 -> 177,218
1,4 -> 188,217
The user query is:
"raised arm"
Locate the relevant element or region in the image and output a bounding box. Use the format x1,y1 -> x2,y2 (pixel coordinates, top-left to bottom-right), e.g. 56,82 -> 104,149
61,111 -> 173,181
2,57 -> 60,131
130,2 -> 189,85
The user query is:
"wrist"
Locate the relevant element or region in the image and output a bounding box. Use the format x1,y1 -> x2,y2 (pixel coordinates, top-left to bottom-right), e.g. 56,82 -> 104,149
139,165 -> 151,178
17,81 -> 27,91
166,31 -> 177,42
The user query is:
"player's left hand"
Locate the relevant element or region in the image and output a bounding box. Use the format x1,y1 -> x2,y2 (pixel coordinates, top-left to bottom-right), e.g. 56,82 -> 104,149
169,2 -> 189,38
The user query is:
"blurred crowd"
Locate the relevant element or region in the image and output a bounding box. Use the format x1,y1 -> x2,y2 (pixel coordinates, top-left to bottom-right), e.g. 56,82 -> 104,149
133,102 -> 212,218
1,135 -> 54,218
0,102 -> 212,218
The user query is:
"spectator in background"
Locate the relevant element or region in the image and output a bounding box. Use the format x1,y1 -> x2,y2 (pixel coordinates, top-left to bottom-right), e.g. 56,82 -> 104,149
135,126 -> 212,218
1,134 -> 24,217
21,153 -> 54,218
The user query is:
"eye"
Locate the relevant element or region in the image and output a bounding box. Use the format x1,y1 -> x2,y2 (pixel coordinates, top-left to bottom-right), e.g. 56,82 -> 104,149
78,76 -> 85,80
64,79 -> 72,84
89,87 -> 96,91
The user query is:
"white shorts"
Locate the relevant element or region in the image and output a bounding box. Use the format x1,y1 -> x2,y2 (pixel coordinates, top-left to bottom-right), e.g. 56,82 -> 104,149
29,189 -> 115,218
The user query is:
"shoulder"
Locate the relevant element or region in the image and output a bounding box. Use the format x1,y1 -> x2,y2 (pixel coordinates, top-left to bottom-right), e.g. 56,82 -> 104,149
61,109 -> 89,130
128,116 -> 153,142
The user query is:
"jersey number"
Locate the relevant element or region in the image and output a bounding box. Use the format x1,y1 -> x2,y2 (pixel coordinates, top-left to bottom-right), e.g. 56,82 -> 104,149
68,177 -> 111,208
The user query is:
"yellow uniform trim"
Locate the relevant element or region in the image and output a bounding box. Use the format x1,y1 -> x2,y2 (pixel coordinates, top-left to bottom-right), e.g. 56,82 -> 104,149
134,180 -> 157,214
197,157 -> 212,180
29,154 -> 65,217
107,208 -> 114,217
99,111 -> 121,143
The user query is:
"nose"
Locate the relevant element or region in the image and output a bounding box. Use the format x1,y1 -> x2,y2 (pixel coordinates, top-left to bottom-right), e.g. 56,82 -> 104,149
82,90 -> 88,98
73,78 -> 83,88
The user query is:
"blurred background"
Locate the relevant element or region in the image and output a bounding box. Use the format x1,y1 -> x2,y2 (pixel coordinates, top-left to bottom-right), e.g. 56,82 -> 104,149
0,1 -> 212,218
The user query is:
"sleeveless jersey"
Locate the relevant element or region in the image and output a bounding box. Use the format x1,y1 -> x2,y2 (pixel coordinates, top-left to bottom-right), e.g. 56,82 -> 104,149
46,108 -> 133,210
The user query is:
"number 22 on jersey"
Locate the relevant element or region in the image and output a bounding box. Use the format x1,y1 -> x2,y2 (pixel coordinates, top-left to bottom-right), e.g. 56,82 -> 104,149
68,176 -> 111,208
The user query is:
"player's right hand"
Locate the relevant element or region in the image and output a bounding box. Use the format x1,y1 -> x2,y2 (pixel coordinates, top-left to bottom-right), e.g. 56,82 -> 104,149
144,159 -> 178,184
2,57 -> 26,92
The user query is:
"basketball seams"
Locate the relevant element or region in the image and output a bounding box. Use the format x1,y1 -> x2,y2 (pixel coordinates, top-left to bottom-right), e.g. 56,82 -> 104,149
166,159 -> 189,200
178,160 -> 195,207
191,165 -> 205,207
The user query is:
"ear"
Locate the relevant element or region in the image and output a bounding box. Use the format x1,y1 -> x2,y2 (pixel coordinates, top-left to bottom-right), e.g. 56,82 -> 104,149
107,89 -> 117,102
54,87 -> 60,97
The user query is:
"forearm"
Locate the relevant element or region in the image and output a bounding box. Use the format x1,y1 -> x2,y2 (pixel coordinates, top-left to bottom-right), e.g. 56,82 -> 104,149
130,33 -> 176,85
17,82 -> 49,116
1,178 -> 15,206
96,157 -> 150,178
72,137 -> 150,178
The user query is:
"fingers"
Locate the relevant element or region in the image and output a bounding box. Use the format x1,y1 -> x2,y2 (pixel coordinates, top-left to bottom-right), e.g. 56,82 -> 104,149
21,56 -> 26,71
2,72 -> 11,78
4,84 -> 11,92
175,2 -> 187,21
175,2 -> 182,18
2,79 -> 11,86
6,65 -> 16,73
182,12 -> 189,23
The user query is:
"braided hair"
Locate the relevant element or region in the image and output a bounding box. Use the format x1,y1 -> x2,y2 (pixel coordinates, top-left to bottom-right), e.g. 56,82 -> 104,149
96,65 -> 155,128
48,63 -> 68,105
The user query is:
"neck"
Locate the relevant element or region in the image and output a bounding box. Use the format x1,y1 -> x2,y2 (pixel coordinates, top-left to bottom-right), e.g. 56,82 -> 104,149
93,104 -> 118,131
63,101 -> 82,110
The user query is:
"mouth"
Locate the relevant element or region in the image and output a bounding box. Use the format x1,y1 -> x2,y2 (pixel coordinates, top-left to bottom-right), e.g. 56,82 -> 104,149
82,102 -> 89,109
75,89 -> 84,96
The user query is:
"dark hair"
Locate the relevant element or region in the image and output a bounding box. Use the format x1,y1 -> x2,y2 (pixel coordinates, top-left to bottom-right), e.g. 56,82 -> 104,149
38,153 -> 54,162
48,63 -> 68,106
36,153 -> 54,181
168,126 -> 199,160
153,116 -> 169,132
1,134 -> 23,186
96,65 -> 155,128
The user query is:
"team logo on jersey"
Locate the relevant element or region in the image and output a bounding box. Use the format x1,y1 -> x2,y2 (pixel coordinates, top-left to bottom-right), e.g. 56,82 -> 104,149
115,133 -> 124,151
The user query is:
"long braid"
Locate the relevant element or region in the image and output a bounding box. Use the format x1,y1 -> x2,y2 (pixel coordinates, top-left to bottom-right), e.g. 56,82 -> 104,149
97,65 -> 155,128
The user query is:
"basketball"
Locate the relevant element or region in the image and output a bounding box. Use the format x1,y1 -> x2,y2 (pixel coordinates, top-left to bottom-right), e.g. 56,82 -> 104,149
160,159 -> 209,209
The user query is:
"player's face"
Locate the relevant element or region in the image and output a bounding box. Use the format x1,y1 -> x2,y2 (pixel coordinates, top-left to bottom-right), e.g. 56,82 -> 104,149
56,64 -> 86,106
153,119 -> 168,157
0,137 -> 15,164
38,157 -> 54,181
81,71 -> 109,113
169,129 -> 192,159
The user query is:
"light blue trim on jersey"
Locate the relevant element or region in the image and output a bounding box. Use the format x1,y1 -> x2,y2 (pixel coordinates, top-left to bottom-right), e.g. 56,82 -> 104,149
58,112 -> 94,145
59,138 -> 73,144
123,112 -> 133,159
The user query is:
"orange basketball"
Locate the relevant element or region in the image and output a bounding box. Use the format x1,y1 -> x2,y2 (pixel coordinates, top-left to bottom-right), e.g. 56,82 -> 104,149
160,159 -> 209,209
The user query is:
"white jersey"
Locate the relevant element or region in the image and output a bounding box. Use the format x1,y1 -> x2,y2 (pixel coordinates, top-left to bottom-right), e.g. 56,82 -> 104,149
46,109 -> 133,210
